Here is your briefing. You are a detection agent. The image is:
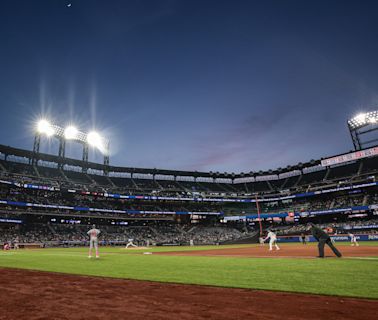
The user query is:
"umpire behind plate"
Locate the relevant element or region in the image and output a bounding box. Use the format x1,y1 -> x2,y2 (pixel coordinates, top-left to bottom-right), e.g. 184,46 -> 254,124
309,223 -> 342,258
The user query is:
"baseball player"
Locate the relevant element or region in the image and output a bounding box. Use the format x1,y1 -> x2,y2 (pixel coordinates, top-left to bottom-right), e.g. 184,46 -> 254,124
125,238 -> 138,248
87,224 -> 100,258
259,236 -> 265,246
348,233 -> 359,246
264,230 -> 280,251
300,233 -> 307,245
310,223 -> 342,258
14,237 -> 19,250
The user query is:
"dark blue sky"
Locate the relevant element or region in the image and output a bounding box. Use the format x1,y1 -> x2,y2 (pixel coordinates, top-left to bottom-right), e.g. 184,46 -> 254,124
1,0 -> 378,172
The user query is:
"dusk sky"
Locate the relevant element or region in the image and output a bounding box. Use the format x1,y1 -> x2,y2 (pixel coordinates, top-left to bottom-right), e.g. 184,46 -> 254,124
1,0 -> 378,173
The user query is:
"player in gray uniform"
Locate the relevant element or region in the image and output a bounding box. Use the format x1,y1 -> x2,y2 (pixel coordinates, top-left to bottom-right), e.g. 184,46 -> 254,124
87,224 -> 100,258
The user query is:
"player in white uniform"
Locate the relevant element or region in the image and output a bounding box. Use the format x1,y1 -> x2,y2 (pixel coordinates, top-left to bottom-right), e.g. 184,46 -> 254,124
264,230 -> 280,251
125,238 -> 138,248
348,233 -> 359,246
87,224 -> 100,258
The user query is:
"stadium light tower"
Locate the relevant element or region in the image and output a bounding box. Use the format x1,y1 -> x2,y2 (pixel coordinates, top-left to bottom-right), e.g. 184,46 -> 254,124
64,126 -> 79,140
37,119 -> 55,136
347,111 -> 378,150
32,120 -> 110,174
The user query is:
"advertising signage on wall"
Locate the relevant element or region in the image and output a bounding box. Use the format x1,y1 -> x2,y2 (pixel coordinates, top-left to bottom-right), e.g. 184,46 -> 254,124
321,146 -> 378,167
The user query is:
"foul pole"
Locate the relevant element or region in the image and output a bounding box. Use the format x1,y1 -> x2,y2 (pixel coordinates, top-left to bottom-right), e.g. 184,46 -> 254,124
255,195 -> 263,236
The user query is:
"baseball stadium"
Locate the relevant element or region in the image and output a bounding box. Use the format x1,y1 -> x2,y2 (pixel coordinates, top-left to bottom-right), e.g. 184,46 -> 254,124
1,112 -> 378,320
2,2 -> 378,319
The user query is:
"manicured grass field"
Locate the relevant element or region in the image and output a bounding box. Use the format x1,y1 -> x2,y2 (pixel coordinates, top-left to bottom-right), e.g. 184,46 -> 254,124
1,243 -> 378,299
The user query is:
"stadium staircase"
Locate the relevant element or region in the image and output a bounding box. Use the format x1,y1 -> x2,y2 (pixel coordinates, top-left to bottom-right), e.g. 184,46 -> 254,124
187,226 -> 197,233
281,178 -> 289,189
363,195 -> 369,206
226,183 -> 239,192
47,224 -> 57,235
33,165 -> 41,177
59,169 -> 70,183
294,174 -> 302,187
215,183 -> 233,193
357,162 -> 364,175
174,181 -> 186,191
131,178 -> 140,190
106,176 -> 116,188
0,162 -> 6,172
154,179 -> 163,190
266,181 -> 274,192
323,168 -> 331,181
85,174 -> 97,185
148,226 -> 160,237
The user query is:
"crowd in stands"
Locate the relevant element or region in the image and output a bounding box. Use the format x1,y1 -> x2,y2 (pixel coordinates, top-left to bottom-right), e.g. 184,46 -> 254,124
2,181 -> 378,219
0,185 -> 224,216
275,219 -> 378,236
187,226 -> 244,244
1,154 -> 378,199
0,222 -> 248,247
2,217 -> 377,248
256,192 -> 377,215
1,156 -> 378,248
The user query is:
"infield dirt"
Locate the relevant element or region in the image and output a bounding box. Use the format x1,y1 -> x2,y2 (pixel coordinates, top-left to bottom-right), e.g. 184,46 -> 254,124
0,268 -> 377,320
155,243 -> 378,258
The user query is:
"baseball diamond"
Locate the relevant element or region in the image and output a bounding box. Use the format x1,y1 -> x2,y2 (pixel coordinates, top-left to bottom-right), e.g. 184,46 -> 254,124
1,244 -> 378,319
1,1 -> 378,319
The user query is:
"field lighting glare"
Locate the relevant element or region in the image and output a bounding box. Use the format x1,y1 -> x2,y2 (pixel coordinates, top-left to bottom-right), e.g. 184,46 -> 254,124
349,111 -> 378,129
87,131 -> 103,148
348,110 -> 378,150
37,119 -> 54,136
32,120 -> 110,169
354,113 -> 366,123
64,126 -> 78,140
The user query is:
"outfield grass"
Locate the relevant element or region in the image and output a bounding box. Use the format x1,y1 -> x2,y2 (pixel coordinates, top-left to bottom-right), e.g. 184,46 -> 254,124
1,244 -> 377,299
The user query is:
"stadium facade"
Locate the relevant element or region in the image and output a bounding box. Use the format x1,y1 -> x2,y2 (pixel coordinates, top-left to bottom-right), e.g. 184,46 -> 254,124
1,140 -> 377,247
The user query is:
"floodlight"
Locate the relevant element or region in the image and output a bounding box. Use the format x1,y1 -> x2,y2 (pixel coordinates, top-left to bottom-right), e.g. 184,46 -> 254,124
354,113 -> 365,122
348,110 -> 378,150
37,119 -> 54,136
87,131 -> 103,148
349,111 -> 378,128
64,126 -> 78,140
32,120 -> 110,171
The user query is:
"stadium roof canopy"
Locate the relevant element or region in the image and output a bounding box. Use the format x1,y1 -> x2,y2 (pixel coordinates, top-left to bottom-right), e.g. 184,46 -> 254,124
0,143 -> 335,179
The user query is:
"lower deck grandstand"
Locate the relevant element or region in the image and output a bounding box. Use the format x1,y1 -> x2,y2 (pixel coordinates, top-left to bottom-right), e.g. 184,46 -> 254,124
1,144 -> 378,248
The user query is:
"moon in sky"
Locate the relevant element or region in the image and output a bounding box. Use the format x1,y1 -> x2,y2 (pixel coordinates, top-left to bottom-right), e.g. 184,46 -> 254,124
67,3 -> 72,7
